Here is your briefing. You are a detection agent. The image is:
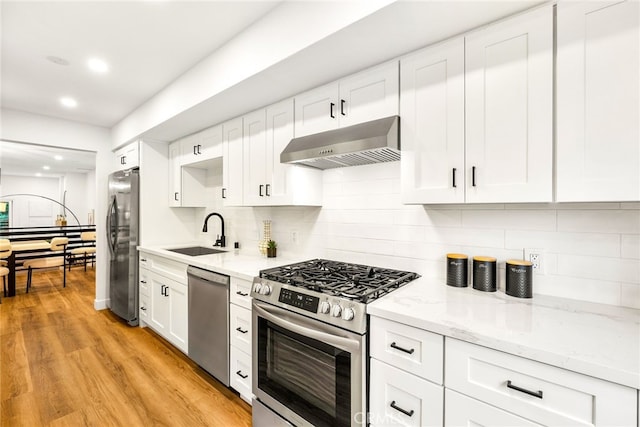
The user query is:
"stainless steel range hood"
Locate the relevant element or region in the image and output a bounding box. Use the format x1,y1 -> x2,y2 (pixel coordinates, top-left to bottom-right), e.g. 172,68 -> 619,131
280,115 -> 400,170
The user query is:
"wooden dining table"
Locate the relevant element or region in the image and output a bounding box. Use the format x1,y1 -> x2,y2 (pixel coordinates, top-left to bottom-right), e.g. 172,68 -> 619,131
5,240 -> 51,297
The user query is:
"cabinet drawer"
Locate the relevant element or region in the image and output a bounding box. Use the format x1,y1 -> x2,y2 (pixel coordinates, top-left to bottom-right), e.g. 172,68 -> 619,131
369,358 -> 443,427
445,338 -> 637,426
138,252 -> 187,283
445,389 -> 540,427
230,304 -> 252,355
139,295 -> 149,323
230,277 -> 252,309
230,346 -> 252,403
370,316 -> 443,384
139,268 -> 150,297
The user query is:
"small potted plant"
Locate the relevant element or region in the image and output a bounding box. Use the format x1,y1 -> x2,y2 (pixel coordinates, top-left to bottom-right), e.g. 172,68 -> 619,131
266,240 -> 277,258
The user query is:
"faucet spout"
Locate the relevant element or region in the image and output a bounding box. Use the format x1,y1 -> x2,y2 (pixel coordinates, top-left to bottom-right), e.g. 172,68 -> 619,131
202,212 -> 226,247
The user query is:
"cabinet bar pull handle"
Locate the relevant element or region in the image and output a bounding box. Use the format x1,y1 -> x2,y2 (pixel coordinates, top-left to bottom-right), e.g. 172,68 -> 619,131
236,370 -> 248,379
141,280 -> 147,284
390,342 -> 415,354
330,102 -> 335,118
340,99 -> 346,116
472,166 -> 476,187
235,327 -> 248,334
259,185 -> 264,197
197,144 -> 202,155
193,145 -> 197,155
452,168 -> 457,188
174,192 -> 179,201
222,188 -> 227,199
236,291 -> 249,296
506,380 -> 543,399
140,307 -> 146,311
140,258 -> 147,262
390,401 -> 414,417
265,184 -> 270,196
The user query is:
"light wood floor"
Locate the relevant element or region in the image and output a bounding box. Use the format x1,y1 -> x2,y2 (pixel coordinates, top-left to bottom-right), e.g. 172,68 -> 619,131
0,267 -> 252,426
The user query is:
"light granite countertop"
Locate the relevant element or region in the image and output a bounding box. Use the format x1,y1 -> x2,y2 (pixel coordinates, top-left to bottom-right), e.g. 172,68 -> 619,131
367,277 -> 640,389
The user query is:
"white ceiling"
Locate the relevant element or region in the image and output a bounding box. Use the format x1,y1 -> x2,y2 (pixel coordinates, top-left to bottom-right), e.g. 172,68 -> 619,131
1,1 -> 280,128
0,140 -> 96,177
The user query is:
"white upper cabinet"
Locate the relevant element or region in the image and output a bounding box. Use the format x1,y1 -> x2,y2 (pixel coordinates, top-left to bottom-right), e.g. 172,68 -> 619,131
222,117 -> 244,206
400,38 -> 465,204
182,125 -> 223,165
465,4 -> 553,203
294,60 -> 399,137
401,5 -> 553,204
114,141 -> 139,171
556,0 -> 639,202
243,108 -> 268,206
168,141 -> 182,207
244,99 -> 323,206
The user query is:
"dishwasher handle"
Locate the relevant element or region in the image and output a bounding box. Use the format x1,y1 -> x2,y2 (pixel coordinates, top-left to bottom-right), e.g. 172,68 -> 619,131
187,265 -> 230,285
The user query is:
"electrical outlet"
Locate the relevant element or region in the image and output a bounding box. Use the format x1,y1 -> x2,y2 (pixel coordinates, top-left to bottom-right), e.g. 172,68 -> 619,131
524,248 -> 545,274
291,230 -> 298,244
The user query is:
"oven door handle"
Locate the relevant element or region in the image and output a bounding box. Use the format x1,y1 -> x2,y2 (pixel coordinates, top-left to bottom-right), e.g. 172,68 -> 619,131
253,303 -> 361,353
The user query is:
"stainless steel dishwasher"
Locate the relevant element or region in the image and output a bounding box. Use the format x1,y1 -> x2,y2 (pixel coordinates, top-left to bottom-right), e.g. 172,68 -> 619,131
187,265 -> 230,386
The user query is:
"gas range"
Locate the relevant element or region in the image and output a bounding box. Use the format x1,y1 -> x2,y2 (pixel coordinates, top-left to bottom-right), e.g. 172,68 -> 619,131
251,259 -> 420,334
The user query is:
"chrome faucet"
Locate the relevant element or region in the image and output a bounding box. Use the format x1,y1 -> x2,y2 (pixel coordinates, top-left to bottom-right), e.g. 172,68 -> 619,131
202,212 -> 226,247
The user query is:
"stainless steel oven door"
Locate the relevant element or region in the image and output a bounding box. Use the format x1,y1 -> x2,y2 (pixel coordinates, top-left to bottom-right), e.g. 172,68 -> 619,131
252,300 -> 366,427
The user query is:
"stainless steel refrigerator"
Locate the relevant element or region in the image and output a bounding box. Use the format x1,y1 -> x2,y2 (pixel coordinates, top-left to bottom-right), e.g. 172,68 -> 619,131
107,168 -> 139,326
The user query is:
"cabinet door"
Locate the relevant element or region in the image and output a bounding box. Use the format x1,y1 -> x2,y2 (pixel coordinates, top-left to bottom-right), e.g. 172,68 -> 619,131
167,280 -> 188,353
465,5 -> 553,203
369,359 -> 443,427
168,142 -> 182,207
198,124 -> 223,161
557,0 -> 639,201
339,60 -> 399,128
149,272 -> 170,335
445,389 -> 541,427
114,141 -> 139,171
265,99 -> 295,205
400,38 -> 465,204
222,117 -> 244,206
294,82 -> 338,137
243,109 -> 268,206
230,346 -> 252,403
180,134 -> 200,165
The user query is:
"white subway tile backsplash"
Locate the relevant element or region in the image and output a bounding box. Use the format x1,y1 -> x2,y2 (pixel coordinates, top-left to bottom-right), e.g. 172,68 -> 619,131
505,231 -> 621,257
462,209 -> 556,231
209,167 -> 639,309
621,235 -> 640,259
558,210 -> 640,234
557,255 -> 640,284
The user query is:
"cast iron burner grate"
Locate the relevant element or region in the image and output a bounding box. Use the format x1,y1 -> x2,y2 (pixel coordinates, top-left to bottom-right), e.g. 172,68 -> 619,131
259,259 -> 420,303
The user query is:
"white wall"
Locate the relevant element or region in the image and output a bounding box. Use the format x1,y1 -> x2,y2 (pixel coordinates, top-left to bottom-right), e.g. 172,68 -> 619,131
196,162 -> 640,310
0,108 -> 111,310
63,172 -> 90,225
1,175 -> 61,227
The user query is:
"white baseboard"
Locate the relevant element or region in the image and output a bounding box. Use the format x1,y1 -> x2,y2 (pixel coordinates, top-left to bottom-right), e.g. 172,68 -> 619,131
94,298 -> 109,310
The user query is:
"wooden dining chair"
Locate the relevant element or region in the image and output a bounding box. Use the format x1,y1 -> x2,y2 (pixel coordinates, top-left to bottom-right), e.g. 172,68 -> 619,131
0,239 -> 11,299
69,231 -> 96,271
24,237 -> 69,293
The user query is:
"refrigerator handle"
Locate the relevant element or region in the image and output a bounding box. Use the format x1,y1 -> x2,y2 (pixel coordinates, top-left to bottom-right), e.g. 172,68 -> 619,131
106,196 -> 117,256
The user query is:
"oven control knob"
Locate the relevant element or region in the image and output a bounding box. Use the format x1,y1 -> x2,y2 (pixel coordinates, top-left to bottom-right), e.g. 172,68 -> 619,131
330,304 -> 342,318
253,282 -> 263,294
259,283 -> 272,295
319,301 -> 331,314
342,307 -> 355,321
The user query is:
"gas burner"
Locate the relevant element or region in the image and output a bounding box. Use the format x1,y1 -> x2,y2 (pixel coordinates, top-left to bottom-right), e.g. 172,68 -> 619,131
260,259 -> 420,303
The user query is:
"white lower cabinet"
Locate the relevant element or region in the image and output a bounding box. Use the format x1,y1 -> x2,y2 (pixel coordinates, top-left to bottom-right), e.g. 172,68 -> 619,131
370,359 -> 443,427
229,276 -> 253,404
138,252 -> 188,354
445,338 -> 638,426
445,389 -> 540,427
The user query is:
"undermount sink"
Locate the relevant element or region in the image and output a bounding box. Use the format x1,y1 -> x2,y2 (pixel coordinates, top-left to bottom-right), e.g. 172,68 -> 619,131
167,246 -> 226,256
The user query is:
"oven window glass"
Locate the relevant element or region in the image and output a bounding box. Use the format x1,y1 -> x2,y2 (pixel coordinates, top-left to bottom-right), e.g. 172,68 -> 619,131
258,318 -> 351,427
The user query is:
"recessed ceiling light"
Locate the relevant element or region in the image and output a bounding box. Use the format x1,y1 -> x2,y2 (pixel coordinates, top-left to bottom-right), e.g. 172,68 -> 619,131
60,97 -> 77,108
36,173 -> 42,177
87,57 -> 109,73
54,155 -> 63,161
43,165 -> 50,170
46,56 -> 70,66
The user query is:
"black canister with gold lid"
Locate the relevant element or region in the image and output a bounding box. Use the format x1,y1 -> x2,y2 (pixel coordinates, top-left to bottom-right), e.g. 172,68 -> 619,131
506,259 -> 533,298
446,253 -> 468,287
472,256 -> 497,292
